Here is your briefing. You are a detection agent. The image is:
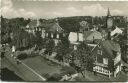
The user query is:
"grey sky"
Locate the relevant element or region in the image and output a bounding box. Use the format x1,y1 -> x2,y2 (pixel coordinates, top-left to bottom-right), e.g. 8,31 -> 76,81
1,0 -> 128,18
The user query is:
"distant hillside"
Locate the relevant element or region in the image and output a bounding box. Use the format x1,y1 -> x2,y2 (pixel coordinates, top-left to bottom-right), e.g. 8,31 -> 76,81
56,16 -> 127,32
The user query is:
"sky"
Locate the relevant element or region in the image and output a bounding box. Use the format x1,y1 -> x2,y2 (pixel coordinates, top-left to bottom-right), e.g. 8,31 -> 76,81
1,0 -> 128,19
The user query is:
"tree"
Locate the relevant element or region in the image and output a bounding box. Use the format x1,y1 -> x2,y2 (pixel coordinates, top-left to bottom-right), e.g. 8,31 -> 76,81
45,39 -> 55,55
1,17 -> 35,51
79,21 -> 89,31
55,41 -> 70,62
34,29 -> 45,50
68,42 -> 94,77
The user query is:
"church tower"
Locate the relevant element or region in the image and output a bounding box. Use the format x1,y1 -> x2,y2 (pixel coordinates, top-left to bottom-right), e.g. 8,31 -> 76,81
106,8 -> 113,40
107,8 -> 113,30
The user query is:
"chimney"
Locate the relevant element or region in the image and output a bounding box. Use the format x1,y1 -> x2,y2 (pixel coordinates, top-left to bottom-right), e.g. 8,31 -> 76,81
77,32 -> 79,42
93,36 -> 95,43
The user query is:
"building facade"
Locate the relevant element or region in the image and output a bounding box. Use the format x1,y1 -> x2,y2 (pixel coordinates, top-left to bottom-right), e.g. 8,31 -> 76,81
92,8 -> 122,77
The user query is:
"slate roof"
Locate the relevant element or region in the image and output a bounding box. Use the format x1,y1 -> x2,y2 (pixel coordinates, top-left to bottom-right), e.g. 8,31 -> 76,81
100,40 -> 121,59
41,22 -> 63,33
83,31 -> 92,40
83,31 -> 102,41
27,20 -> 39,29
48,23 -> 63,33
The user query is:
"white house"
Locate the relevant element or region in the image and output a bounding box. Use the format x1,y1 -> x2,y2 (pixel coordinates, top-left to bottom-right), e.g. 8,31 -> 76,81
111,26 -> 123,36
68,32 -> 83,44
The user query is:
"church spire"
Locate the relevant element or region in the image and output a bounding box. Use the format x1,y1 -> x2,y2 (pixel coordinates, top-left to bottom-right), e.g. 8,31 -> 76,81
107,8 -> 111,17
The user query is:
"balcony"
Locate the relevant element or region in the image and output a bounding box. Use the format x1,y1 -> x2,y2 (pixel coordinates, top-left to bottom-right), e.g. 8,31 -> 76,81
93,66 -> 111,76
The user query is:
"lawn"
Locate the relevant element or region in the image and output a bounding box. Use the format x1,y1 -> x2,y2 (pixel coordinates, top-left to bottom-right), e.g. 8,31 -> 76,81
22,56 -> 62,77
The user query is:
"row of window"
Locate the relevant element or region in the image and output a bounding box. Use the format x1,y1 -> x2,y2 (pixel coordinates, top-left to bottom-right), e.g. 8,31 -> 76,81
93,66 -> 109,75
95,56 -> 108,65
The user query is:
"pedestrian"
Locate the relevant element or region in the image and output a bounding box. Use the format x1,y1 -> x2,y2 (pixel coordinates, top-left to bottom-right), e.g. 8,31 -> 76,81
16,60 -> 21,65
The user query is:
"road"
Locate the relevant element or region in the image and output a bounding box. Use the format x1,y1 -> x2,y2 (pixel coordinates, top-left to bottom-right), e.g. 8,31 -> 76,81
1,54 -> 46,81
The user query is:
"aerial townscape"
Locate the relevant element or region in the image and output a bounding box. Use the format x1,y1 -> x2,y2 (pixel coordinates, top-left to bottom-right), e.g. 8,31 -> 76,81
1,8 -> 128,82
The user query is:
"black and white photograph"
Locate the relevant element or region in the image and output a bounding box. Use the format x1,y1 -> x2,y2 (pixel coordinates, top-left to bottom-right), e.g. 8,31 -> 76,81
0,0 -> 128,82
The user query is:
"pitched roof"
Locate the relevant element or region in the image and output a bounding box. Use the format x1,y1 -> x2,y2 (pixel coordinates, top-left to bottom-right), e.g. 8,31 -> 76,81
111,26 -> 123,36
101,40 -> 120,58
41,22 -> 63,33
83,31 -> 92,40
48,23 -> 63,33
26,20 -> 40,29
83,31 -> 102,41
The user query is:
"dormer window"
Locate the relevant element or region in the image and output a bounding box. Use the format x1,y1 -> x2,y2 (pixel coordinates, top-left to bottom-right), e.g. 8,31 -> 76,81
57,34 -> 59,39
103,58 -> 108,65
46,33 -> 48,37
74,45 -> 77,50
51,33 -> 54,38
97,50 -> 102,55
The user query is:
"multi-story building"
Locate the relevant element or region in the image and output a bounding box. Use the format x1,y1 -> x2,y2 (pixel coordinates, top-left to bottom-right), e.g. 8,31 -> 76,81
41,19 -> 65,46
92,8 -> 122,77
92,40 -> 122,77
25,19 -> 41,35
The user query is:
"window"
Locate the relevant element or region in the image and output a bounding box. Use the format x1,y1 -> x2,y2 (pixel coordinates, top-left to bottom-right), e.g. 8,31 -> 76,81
103,58 -> 108,65
57,34 -> 59,38
97,50 -> 102,55
51,33 -> 54,38
74,45 -> 77,50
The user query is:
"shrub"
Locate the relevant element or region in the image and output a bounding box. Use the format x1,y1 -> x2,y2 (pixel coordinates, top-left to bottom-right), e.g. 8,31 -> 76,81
17,53 -> 28,60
